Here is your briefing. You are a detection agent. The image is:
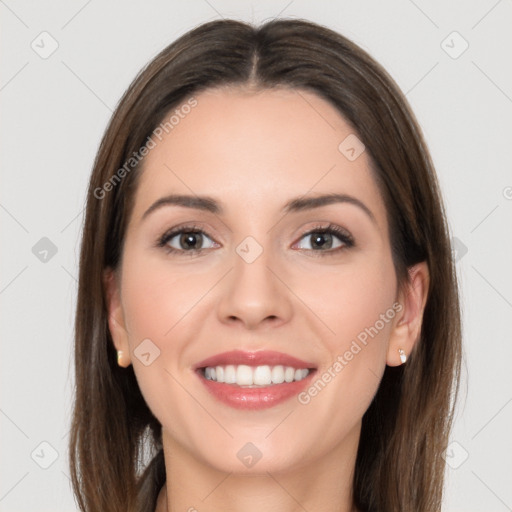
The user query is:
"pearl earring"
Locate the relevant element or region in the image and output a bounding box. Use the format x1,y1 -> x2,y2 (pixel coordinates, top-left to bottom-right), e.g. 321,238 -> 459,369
117,350 -> 125,367
398,348 -> 407,364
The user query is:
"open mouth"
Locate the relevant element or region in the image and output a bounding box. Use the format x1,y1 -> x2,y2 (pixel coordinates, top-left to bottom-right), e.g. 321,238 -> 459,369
193,350 -> 318,409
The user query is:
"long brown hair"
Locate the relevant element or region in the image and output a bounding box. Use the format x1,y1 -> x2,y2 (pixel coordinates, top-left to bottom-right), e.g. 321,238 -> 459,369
69,18 -> 462,512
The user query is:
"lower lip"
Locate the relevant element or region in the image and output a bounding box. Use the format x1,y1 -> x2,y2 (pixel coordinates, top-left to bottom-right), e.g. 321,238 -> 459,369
196,369 -> 316,410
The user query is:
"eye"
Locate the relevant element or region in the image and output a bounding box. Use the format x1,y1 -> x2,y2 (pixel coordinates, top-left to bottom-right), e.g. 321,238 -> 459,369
156,222 -> 354,257
157,224 -> 218,255
294,223 -> 354,255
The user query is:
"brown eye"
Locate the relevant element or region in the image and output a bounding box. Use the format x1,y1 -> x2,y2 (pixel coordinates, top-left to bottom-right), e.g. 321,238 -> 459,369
294,224 -> 354,255
175,231 -> 205,250
158,226 -> 218,255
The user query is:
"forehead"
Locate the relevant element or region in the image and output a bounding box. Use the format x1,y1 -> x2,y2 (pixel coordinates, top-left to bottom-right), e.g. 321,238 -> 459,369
131,87 -> 386,227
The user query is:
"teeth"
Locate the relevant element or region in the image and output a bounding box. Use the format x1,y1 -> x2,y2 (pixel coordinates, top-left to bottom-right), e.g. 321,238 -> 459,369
202,364 -> 310,386
271,365 -> 285,384
284,366 -> 295,383
237,365 -> 254,385
224,365 -> 236,384
253,365 -> 272,385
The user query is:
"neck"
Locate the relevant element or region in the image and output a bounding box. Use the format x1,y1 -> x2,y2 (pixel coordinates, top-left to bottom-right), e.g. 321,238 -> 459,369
155,423 -> 360,512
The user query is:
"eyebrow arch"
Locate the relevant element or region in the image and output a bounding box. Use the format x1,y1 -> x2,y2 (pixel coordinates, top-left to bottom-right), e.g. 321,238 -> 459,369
283,193 -> 376,224
141,192 -> 376,225
141,194 -> 221,221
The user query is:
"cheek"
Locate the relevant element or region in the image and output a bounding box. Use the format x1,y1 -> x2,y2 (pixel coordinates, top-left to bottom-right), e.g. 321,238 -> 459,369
118,255 -> 210,425
336,276 -> 396,350
304,258 -> 397,352
293,264 -> 397,442
298,257 -> 397,404
119,247 -> 228,375
121,252 -> 210,346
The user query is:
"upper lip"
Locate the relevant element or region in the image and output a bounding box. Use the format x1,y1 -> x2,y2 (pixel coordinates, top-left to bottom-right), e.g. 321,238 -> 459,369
194,350 -> 317,370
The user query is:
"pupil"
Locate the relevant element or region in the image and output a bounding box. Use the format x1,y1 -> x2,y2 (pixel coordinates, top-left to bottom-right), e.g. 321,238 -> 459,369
313,232 -> 332,249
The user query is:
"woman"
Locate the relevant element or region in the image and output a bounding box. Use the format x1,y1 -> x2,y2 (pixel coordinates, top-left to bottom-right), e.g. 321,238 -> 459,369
69,18 -> 462,512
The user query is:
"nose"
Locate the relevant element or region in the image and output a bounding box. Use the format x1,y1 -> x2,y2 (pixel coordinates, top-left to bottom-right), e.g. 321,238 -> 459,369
216,243 -> 293,330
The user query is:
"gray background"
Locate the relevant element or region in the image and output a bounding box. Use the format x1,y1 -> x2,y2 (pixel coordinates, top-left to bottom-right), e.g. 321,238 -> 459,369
1,1 -> 511,510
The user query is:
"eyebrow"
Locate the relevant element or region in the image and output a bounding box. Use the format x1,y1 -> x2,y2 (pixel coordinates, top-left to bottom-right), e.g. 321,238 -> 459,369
141,192 -> 377,225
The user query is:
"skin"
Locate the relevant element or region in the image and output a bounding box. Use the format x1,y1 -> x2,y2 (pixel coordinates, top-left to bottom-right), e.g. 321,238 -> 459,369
104,87 -> 429,512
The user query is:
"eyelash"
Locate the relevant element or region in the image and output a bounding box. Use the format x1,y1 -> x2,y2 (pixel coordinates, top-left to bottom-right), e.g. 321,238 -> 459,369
156,223 -> 355,257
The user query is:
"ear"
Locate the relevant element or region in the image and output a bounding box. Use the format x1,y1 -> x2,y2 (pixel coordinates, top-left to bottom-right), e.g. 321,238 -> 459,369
387,261 -> 430,366
103,267 -> 132,367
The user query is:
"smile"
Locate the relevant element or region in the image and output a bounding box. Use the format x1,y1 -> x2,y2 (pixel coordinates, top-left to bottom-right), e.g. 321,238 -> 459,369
194,350 -> 317,410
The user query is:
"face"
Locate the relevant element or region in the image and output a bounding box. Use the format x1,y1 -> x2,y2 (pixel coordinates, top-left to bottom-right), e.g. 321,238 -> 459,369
105,87 -> 423,475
